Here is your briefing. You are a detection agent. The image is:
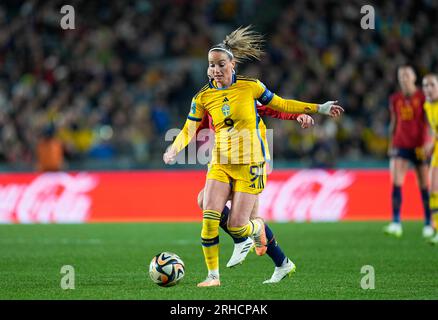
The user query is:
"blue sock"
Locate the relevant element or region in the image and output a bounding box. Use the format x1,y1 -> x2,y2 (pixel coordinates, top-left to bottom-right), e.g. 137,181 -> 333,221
392,185 -> 402,223
421,188 -> 431,226
265,223 -> 286,267
220,206 -> 247,244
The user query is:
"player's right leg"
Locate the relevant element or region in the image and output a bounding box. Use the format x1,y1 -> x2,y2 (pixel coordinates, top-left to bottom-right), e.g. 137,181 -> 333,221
384,155 -> 409,237
198,178 -> 231,287
197,188 -> 253,267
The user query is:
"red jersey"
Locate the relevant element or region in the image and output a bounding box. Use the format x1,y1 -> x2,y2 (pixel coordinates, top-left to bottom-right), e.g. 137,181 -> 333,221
390,89 -> 427,148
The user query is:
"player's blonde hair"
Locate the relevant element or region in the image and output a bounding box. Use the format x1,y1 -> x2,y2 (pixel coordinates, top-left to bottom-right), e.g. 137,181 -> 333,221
209,25 -> 264,64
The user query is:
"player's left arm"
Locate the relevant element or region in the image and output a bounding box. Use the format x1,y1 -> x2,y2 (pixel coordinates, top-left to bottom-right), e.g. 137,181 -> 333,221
253,80 -> 344,117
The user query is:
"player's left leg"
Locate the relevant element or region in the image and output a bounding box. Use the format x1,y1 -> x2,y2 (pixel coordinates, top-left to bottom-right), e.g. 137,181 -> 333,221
227,191 -> 262,242
224,193 -> 255,268
414,161 -> 434,238
224,206 -> 254,267
227,163 -> 268,254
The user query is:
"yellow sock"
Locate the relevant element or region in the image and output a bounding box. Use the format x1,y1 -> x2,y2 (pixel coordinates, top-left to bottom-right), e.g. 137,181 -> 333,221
228,219 -> 261,238
201,210 -> 221,272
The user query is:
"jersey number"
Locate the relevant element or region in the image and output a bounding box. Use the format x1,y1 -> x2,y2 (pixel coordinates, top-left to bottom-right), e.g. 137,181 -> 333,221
224,117 -> 234,131
249,164 -> 265,189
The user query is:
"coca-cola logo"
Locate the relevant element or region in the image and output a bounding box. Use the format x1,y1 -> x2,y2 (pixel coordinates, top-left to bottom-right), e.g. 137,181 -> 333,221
0,172 -> 98,223
259,170 -> 355,222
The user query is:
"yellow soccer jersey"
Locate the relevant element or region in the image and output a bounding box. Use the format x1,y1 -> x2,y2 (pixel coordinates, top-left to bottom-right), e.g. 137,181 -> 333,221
424,100 -> 438,167
172,74 -> 318,164
425,100 -> 438,135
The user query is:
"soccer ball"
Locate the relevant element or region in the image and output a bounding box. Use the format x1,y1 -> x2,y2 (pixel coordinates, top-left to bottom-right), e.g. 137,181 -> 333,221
149,252 -> 185,287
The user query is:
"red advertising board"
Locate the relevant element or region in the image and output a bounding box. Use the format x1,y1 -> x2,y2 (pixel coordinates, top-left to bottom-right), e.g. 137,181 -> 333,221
0,169 -> 423,223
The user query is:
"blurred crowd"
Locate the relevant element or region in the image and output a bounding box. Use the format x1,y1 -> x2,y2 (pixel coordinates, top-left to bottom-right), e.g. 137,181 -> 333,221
0,0 -> 437,170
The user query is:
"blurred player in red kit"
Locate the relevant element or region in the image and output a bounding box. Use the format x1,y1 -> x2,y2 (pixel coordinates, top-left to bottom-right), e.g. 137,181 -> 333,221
384,65 -> 434,238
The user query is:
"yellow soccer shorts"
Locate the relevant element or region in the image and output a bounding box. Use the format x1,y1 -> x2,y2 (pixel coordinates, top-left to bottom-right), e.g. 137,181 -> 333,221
206,162 -> 267,195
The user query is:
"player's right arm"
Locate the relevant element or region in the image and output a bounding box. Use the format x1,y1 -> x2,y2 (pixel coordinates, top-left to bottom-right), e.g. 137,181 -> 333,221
163,95 -> 205,164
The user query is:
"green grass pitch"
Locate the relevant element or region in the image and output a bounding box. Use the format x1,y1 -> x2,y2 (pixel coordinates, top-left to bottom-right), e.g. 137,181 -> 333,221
0,222 -> 437,300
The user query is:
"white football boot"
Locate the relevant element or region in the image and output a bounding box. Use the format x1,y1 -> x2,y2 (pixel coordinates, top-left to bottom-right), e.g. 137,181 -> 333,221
226,237 -> 254,268
383,222 -> 403,238
422,225 -> 434,238
263,258 -> 296,284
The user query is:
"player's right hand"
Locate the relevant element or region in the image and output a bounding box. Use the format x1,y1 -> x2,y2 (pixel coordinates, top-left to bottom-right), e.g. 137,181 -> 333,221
163,147 -> 177,164
296,114 -> 314,129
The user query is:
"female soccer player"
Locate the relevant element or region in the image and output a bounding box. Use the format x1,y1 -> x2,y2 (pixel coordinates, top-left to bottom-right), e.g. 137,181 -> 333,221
163,26 -> 344,287
196,102 -> 314,282
384,65 -> 433,238
197,70 -> 315,281
423,73 -> 438,244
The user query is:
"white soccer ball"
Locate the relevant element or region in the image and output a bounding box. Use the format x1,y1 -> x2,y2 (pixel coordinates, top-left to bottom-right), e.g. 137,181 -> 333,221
149,252 -> 185,287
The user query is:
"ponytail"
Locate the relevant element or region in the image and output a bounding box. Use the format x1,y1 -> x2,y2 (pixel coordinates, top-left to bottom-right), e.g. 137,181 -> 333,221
209,25 -> 265,64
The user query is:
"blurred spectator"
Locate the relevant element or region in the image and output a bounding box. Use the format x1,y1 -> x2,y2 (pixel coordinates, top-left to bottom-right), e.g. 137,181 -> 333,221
36,124 -> 64,172
0,0 -> 437,169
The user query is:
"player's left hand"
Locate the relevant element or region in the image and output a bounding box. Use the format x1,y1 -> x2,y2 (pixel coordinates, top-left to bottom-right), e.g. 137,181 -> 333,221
318,101 -> 344,118
296,114 -> 314,128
